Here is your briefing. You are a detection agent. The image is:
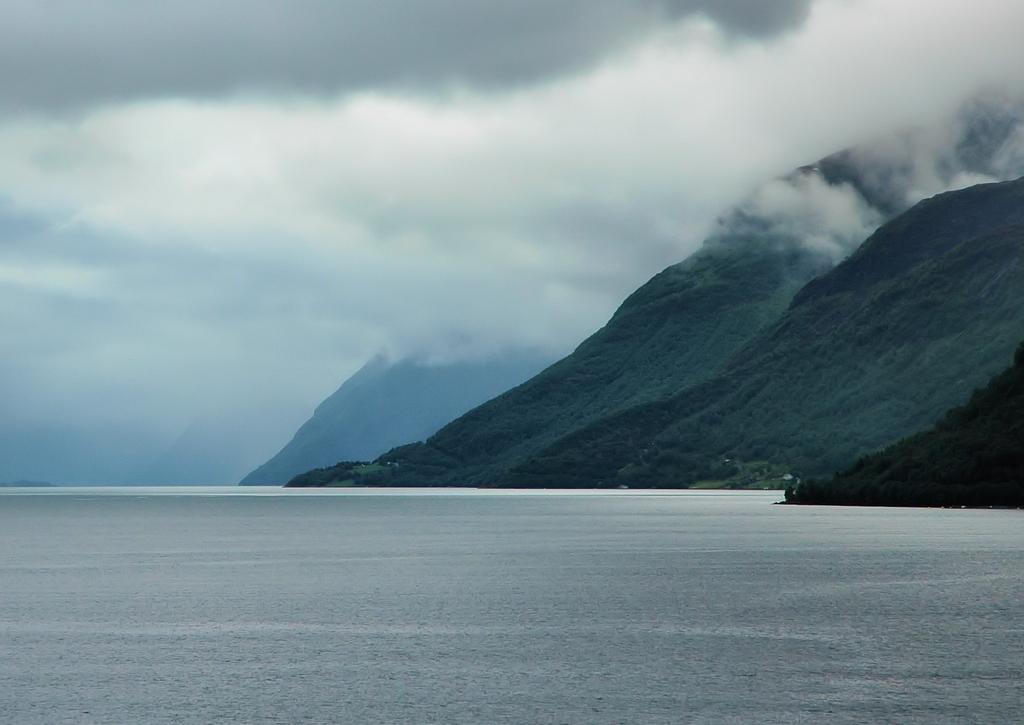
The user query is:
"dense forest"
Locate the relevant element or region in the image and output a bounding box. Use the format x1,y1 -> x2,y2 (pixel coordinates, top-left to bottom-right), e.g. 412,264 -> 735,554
787,342 -> 1024,507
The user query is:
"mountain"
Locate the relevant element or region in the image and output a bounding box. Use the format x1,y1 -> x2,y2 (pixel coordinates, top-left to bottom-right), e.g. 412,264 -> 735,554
287,96 -> 1024,488
290,175 -> 1024,488
240,353 -> 551,485
787,342 -> 1024,507
359,235 -> 837,483
286,97 -> 1024,489
504,178 -> 1024,487
300,171 -> 878,487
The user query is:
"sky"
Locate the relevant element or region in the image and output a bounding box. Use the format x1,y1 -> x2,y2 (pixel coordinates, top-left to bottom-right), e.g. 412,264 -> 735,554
2,0 -> 1024,483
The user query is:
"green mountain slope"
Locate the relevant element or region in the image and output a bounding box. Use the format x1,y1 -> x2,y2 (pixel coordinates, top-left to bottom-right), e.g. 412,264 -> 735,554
285,222 -> 838,488
787,343 -> 1024,506
292,176 -> 1024,489
507,178 -> 1024,487
373,235 -> 834,484
288,99 -> 1024,489
336,159 -> 914,486
241,353 -> 549,485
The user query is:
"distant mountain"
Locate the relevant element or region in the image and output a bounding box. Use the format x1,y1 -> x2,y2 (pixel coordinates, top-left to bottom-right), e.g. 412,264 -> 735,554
788,342 -> 1024,507
240,353 -> 551,485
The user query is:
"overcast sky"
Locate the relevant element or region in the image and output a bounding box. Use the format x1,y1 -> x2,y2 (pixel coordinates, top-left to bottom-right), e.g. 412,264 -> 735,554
2,0 -> 1024,482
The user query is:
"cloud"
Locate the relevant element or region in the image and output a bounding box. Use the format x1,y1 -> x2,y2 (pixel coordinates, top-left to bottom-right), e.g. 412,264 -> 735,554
710,92 -> 1024,263
728,173 -> 885,261
1,0 -> 1024,482
0,0 -> 811,111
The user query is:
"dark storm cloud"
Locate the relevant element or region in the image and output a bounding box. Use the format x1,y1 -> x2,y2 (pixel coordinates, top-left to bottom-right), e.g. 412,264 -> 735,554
664,0 -> 811,36
0,0 -> 812,110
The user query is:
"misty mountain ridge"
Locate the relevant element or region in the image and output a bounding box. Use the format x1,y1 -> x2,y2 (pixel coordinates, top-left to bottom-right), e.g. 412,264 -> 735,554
502,176 -> 1024,488
3,95 -> 1019,487
290,167 -> 1024,489
241,352 -> 551,485
286,97 -> 1024,488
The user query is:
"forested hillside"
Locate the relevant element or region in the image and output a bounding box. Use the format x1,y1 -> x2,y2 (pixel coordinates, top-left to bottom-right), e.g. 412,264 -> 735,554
292,177 -> 1024,488
288,98 -> 1024,490
507,179 -> 1024,487
788,343 -> 1024,506
330,145 -> 914,487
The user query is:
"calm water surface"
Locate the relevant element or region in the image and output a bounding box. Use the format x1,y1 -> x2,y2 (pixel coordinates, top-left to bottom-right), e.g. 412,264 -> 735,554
1,488 -> 1022,724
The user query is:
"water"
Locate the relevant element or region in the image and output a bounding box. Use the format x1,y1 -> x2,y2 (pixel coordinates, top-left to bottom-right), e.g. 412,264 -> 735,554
1,488 -> 1021,724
